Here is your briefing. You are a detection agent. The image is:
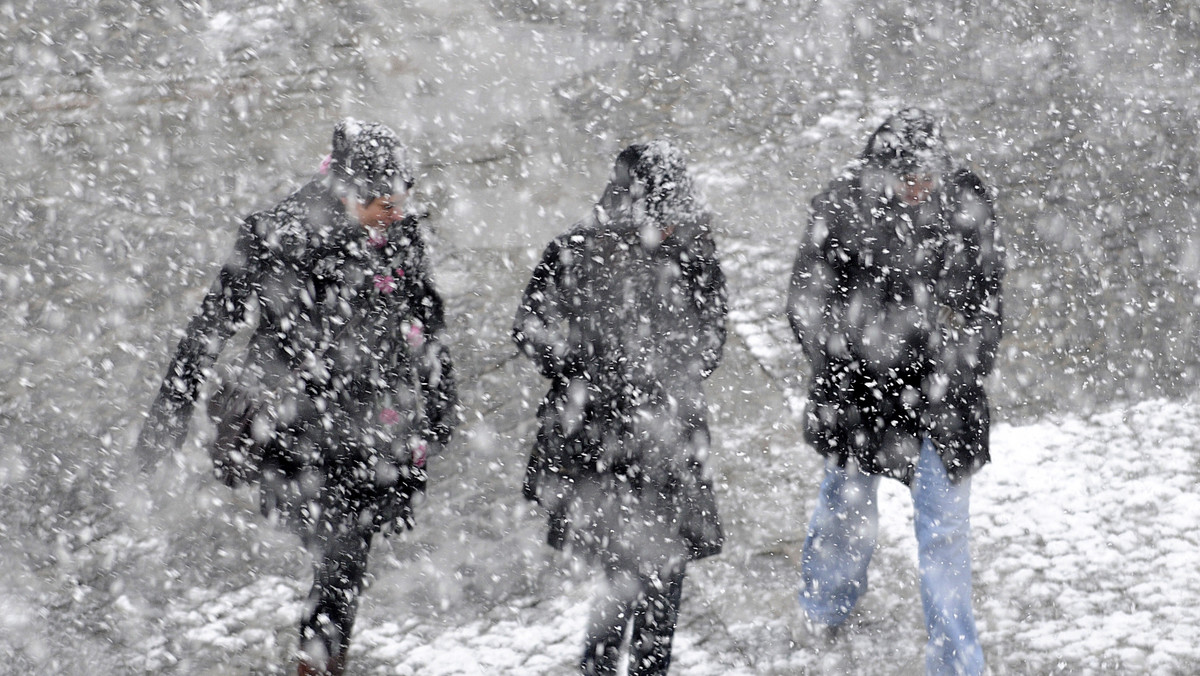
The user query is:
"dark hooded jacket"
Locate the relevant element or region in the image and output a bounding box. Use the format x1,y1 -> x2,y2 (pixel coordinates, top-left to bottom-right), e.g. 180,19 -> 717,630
787,109 -> 1004,484
137,122 -> 457,540
514,142 -> 727,567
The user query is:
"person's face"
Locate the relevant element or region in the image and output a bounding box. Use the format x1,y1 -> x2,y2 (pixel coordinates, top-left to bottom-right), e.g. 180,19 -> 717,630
898,172 -> 937,206
599,159 -> 636,215
346,192 -> 405,228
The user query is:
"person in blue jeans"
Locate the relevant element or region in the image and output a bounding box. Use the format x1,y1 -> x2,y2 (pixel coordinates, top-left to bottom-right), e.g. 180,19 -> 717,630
786,108 -> 1004,676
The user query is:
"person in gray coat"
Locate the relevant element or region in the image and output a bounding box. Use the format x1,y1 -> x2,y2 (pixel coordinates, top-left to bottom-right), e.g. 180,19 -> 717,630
787,108 -> 1003,676
135,119 -> 457,676
514,141 -> 727,676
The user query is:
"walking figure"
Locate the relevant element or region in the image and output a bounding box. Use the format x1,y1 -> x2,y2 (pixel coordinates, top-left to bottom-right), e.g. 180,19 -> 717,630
515,141 -> 727,676
788,108 -> 1004,675
136,119 -> 457,676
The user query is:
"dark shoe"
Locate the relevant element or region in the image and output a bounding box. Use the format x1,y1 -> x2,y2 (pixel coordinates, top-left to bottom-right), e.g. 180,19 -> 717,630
297,656 -> 345,676
800,618 -> 841,647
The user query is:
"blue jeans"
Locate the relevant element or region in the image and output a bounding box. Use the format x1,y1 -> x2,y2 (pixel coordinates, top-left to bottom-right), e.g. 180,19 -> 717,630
799,439 -> 984,676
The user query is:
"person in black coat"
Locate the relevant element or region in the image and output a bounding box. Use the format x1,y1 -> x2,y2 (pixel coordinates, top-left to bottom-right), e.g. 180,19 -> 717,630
135,119 -> 458,676
787,108 -> 1003,676
514,141 -> 727,676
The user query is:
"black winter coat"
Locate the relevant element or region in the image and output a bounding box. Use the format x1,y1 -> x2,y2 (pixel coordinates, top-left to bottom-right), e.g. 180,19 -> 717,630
787,164 -> 1004,483
137,180 -> 457,540
514,214 -> 727,568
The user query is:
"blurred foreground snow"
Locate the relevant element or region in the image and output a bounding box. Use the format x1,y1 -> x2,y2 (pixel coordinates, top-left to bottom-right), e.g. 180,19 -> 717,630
6,1 -> 1200,674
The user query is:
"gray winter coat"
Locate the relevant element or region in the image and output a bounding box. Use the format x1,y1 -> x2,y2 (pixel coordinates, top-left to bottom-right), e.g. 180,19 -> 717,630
787,163 -> 1004,483
514,211 -> 727,568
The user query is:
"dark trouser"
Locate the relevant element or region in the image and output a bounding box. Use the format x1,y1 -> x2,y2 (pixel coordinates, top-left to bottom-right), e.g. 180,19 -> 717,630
299,525 -> 373,672
581,562 -> 687,676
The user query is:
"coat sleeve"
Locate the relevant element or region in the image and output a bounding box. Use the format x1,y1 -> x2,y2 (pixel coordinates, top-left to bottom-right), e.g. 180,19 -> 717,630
135,216 -> 266,470
939,171 -> 1005,381
693,242 -> 728,380
513,236 -> 572,380
405,225 -> 459,446
787,188 -> 843,367
403,218 -> 446,335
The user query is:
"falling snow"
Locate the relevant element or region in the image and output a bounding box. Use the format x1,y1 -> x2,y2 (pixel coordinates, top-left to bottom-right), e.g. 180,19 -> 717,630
4,0 -> 1200,674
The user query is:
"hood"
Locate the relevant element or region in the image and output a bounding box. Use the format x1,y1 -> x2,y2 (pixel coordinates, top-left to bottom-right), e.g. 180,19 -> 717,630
862,107 -> 952,177
595,140 -> 711,246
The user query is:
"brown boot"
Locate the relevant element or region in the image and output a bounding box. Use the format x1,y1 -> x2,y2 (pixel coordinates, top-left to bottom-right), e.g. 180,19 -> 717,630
296,655 -> 345,676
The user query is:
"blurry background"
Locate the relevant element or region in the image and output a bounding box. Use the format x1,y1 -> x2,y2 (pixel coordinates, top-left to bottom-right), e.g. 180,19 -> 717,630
3,0 -> 1200,673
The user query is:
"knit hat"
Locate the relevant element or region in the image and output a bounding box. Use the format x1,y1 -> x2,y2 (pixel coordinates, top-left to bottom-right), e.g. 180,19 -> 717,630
327,119 -> 414,201
863,108 -> 950,176
617,140 -> 705,226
